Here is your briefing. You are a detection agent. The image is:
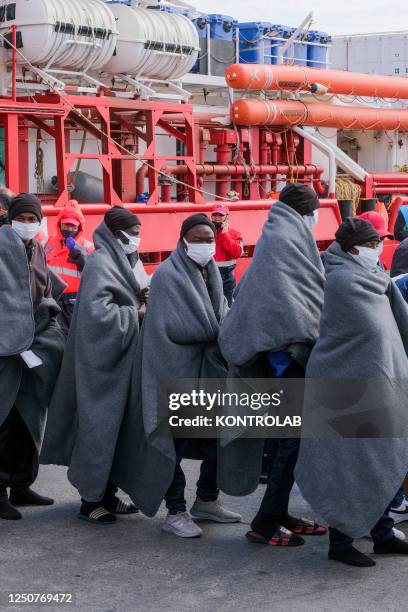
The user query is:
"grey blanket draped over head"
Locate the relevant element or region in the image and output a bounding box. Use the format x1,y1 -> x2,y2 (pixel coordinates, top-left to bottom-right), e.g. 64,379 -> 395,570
217,201 -> 325,497
295,241 -> 408,538
40,221 -> 141,503
110,242 -> 228,516
0,225 -> 65,454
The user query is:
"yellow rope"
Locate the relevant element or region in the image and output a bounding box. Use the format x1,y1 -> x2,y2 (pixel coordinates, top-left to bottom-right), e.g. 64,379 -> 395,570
335,178 -> 361,216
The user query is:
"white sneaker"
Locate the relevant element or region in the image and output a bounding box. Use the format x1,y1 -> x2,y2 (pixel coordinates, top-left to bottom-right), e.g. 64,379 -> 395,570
162,511 -> 202,538
393,527 -> 407,541
390,499 -> 408,524
190,497 -> 241,523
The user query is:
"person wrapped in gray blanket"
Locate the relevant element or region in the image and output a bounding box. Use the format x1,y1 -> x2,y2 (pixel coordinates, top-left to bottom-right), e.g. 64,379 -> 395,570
218,184 -> 327,547
41,207 -> 146,524
0,193 -> 65,521
111,214 -> 240,538
295,218 -> 408,567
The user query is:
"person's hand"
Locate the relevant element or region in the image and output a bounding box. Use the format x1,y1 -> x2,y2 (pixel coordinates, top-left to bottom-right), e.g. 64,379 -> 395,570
138,287 -> 150,304
221,219 -> 229,233
138,303 -> 146,317
66,237 -> 77,251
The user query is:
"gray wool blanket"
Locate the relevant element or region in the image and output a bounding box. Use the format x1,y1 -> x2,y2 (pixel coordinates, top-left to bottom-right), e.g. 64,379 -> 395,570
295,241 -> 408,538
110,242 -> 228,516
0,225 -> 65,453
218,201 -> 325,369
41,221 -> 141,503
217,201 -> 325,497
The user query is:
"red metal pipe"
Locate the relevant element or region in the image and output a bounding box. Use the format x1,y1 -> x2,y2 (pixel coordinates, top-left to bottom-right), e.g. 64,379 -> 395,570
11,25 -> 17,102
259,137 -> 269,197
215,143 -> 231,198
161,163 -> 323,176
372,173 -> 408,183
161,184 -> 172,202
231,99 -> 408,130
225,64 -> 408,99
373,187 -> 408,194
42,199 -> 338,217
136,164 -> 148,195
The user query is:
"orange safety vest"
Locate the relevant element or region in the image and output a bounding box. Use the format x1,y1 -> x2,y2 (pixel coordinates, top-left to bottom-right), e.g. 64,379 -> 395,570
45,234 -> 93,293
44,200 -> 94,294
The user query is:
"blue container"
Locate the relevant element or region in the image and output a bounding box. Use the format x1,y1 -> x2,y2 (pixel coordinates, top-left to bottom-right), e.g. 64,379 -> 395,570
285,27 -> 308,65
239,23 -> 288,64
239,22 -> 275,64
307,30 -> 331,68
208,14 -> 236,42
192,14 -> 209,39
158,5 -> 189,16
191,14 -> 209,73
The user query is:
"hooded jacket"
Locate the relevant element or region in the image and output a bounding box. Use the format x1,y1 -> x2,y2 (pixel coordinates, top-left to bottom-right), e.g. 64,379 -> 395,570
45,200 -> 93,293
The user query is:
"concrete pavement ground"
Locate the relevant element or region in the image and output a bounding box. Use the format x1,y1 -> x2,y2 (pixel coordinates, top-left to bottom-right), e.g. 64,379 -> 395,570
0,463 -> 407,612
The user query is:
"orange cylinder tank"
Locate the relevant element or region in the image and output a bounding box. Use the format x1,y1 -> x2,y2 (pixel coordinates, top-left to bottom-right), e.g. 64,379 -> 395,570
231,99 -> 408,130
225,64 -> 408,99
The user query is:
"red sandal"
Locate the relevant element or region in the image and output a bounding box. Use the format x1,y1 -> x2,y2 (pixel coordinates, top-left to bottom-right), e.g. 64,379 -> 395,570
246,527 -> 305,547
281,516 -> 327,536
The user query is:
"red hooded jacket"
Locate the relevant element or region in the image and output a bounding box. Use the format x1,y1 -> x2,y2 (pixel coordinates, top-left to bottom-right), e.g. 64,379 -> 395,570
44,200 -> 94,293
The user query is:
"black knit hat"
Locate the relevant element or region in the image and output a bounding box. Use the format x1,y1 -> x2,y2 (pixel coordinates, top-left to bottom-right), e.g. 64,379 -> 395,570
335,217 -> 380,252
180,213 -> 216,239
104,206 -> 141,234
8,193 -> 43,222
280,183 -> 320,216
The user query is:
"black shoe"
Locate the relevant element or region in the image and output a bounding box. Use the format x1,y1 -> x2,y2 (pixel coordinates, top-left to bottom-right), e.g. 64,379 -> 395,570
10,488 -> 54,507
329,546 -> 376,567
104,495 -> 139,515
79,501 -> 116,525
374,537 -> 408,555
0,494 -> 22,520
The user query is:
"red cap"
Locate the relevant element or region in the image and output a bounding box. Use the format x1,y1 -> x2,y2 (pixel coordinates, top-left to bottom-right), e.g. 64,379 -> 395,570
358,211 -> 393,239
211,203 -> 229,215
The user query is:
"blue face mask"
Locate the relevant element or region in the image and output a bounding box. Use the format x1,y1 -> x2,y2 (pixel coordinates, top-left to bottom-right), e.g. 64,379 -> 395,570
61,229 -> 78,239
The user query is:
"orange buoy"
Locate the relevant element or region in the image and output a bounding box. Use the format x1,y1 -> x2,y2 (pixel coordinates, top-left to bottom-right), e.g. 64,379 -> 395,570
231,98 -> 408,130
225,64 -> 408,99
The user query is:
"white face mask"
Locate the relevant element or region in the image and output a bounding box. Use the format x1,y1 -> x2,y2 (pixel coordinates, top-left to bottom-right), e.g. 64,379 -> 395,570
12,220 -> 40,241
183,238 -> 216,267
303,209 -> 319,231
350,245 -> 381,269
117,231 -> 141,255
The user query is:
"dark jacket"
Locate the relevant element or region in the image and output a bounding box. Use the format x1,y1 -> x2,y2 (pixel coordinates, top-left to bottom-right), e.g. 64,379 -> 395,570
394,209 -> 408,242
391,238 -> 408,278
26,240 -> 53,313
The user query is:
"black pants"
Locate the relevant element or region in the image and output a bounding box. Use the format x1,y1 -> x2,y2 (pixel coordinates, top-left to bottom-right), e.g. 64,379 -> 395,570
219,266 -> 236,307
0,406 -> 37,494
329,505 -> 395,550
258,360 -> 304,516
164,439 -> 219,514
57,293 -> 77,335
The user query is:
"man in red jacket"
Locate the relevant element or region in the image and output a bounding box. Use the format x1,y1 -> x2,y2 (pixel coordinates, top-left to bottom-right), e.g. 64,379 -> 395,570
211,203 -> 243,305
45,200 -> 93,333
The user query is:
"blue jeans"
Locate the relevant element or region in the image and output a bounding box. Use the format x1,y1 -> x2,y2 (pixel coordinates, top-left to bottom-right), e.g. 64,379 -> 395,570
392,487 -> 405,508
258,360 -> 305,516
219,266 -> 236,307
164,439 -> 219,514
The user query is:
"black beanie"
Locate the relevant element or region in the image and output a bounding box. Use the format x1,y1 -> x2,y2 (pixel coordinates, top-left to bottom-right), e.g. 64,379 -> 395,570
104,206 -> 141,234
280,183 -> 320,216
8,193 -> 43,222
335,217 -> 380,252
180,213 -> 216,239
